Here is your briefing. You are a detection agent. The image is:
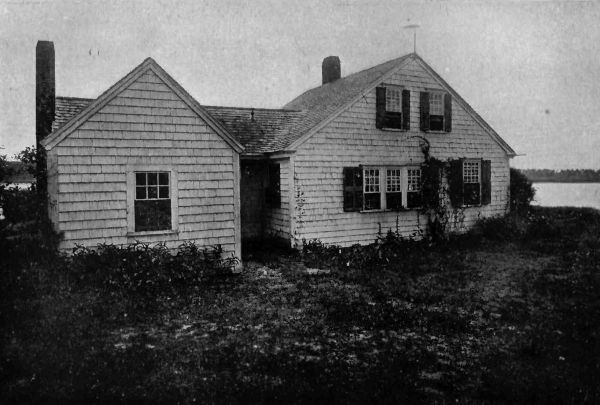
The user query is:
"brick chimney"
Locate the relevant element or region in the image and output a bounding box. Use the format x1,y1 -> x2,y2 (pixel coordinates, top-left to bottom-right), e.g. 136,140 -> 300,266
35,40 -> 55,211
36,40 -> 55,146
322,56 -> 341,85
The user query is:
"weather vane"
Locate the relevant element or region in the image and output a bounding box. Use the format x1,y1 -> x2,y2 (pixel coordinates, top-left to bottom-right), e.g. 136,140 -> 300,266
404,24 -> 420,53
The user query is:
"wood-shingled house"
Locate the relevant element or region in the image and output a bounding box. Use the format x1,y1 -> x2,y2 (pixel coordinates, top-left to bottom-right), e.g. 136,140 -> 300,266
37,41 -> 515,259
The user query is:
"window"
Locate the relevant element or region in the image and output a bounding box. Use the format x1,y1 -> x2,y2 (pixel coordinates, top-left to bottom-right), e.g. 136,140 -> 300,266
429,92 -> 444,131
386,169 -> 402,210
386,87 -> 402,113
343,166 -> 422,212
462,160 -> 481,206
420,91 -> 452,132
134,171 -> 171,232
376,86 -> 410,130
406,168 -> 422,208
448,159 -> 492,207
266,163 -> 281,208
363,168 -> 381,210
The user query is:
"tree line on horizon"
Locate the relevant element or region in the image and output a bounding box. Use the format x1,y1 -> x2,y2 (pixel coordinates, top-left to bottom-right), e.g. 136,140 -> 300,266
521,168 -> 600,183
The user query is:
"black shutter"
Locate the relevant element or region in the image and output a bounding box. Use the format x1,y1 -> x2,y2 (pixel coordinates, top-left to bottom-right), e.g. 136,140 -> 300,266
481,159 -> 492,205
402,89 -> 410,130
449,159 -> 464,207
376,87 -> 386,129
420,92 -> 430,132
343,167 -> 363,212
444,93 -> 452,132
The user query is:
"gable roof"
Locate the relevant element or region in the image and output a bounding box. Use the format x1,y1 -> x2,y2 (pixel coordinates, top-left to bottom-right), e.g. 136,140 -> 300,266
279,54 -> 413,151
45,52 -> 515,158
280,53 -> 516,157
41,58 -> 244,153
50,97 -> 305,155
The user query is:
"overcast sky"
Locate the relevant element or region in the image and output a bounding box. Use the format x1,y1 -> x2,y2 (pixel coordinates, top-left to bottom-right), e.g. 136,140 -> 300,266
1,0 -> 599,169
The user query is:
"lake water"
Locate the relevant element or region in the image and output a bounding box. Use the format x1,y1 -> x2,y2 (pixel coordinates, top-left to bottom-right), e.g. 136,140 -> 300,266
532,183 -> 600,210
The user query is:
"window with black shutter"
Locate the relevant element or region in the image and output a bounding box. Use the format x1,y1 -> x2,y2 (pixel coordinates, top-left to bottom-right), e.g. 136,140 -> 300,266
266,163 -> 281,208
420,91 -> 452,133
376,86 -> 410,130
448,159 -> 492,207
343,166 -> 422,212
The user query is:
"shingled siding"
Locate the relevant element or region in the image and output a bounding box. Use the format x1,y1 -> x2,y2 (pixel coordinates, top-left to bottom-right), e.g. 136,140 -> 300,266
292,58 -> 510,246
264,157 -> 291,239
52,70 -> 240,257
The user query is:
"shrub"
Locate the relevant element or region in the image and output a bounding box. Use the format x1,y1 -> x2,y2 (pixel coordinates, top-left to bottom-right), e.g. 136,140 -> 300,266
69,242 -> 238,304
510,168 -> 535,213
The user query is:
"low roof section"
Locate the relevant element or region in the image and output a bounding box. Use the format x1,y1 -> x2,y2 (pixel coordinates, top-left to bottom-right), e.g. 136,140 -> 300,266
50,97 -> 305,157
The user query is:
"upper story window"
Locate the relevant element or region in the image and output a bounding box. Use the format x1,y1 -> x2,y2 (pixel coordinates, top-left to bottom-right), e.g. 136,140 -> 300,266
386,87 -> 402,113
420,91 -> 452,133
376,86 -> 410,130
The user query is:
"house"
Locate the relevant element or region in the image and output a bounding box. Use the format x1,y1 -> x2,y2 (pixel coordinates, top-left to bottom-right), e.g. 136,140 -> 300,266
37,41 -> 515,259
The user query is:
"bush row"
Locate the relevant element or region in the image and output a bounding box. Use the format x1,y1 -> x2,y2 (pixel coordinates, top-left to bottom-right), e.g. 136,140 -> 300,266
70,241 -> 239,297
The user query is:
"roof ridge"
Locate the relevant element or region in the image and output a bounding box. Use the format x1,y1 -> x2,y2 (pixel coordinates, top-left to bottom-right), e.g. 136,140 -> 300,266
286,53 -> 414,106
203,105 -> 303,113
56,96 -> 95,101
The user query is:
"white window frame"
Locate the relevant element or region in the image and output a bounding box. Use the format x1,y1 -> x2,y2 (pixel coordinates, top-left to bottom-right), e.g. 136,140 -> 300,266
429,92 -> 444,116
126,164 -> 178,236
385,85 -> 402,113
361,165 -> 422,212
462,159 -> 482,206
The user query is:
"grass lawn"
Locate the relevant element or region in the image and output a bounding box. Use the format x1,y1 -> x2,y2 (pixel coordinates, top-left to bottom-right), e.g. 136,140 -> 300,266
1,207 -> 600,404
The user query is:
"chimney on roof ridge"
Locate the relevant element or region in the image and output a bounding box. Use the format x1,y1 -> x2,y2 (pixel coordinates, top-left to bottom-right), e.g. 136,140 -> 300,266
322,56 -> 341,85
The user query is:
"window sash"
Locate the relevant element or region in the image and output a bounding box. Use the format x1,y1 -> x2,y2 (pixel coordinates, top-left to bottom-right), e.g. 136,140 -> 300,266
429,93 -> 444,115
135,171 -> 170,200
364,169 -> 380,193
385,87 -> 402,113
463,161 -> 481,184
361,166 -> 422,211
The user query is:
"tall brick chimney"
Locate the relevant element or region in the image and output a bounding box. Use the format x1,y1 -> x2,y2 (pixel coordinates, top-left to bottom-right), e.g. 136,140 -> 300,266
35,40 -> 55,212
322,56 -> 341,85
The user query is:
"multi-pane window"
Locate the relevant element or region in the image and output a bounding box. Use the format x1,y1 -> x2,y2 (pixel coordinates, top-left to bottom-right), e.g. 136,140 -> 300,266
386,169 -> 402,210
429,93 -> 443,115
385,87 -> 402,113
463,160 -> 481,205
363,169 -> 381,210
407,168 -> 422,208
376,86 -> 408,130
134,172 -> 171,232
429,92 -> 444,131
353,167 -> 422,211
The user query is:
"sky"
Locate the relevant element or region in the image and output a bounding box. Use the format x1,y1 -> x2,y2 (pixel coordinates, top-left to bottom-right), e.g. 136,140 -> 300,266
1,0 -> 599,169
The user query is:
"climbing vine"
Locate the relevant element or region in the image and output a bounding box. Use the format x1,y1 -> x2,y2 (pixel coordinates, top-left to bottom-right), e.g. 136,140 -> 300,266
416,143 -> 466,241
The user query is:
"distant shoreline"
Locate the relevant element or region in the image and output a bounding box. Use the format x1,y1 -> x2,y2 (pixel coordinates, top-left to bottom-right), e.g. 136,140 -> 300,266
532,180 -> 600,183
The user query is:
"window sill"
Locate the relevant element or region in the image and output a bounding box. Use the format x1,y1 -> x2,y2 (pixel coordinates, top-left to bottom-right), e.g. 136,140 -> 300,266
379,128 -> 408,132
424,130 -> 448,134
360,208 -> 421,213
127,229 -> 179,237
